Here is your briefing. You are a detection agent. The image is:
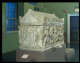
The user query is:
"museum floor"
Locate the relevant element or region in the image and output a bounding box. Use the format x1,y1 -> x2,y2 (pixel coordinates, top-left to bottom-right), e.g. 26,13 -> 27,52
2,43 -> 79,62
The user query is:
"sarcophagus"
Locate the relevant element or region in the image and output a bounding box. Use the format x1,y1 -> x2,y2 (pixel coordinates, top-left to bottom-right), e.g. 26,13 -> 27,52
19,9 -> 64,51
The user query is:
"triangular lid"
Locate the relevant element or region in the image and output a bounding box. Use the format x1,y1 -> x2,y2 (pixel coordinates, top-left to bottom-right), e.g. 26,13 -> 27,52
19,9 -> 64,25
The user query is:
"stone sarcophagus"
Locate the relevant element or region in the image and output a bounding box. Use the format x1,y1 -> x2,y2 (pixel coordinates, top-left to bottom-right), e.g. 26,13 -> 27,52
19,9 -> 64,51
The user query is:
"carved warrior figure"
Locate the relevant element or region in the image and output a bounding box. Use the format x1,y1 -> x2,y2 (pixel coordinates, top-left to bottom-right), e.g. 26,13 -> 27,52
19,9 -> 64,51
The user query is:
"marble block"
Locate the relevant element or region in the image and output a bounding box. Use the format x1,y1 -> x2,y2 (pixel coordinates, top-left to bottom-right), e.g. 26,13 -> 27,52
19,9 -> 64,51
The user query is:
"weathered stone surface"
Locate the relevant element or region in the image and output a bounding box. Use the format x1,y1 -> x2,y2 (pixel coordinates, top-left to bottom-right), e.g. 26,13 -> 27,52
19,9 -> 64,51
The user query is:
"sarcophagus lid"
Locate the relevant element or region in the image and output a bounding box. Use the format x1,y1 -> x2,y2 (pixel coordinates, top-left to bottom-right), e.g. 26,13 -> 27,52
19,9 -> 64,25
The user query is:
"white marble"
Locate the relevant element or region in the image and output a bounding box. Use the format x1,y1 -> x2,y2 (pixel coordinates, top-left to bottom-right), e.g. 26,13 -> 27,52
19,9 -> 64,51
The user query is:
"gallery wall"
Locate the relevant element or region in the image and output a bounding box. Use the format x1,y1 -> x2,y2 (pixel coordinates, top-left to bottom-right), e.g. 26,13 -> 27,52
2,3 -> 23,54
